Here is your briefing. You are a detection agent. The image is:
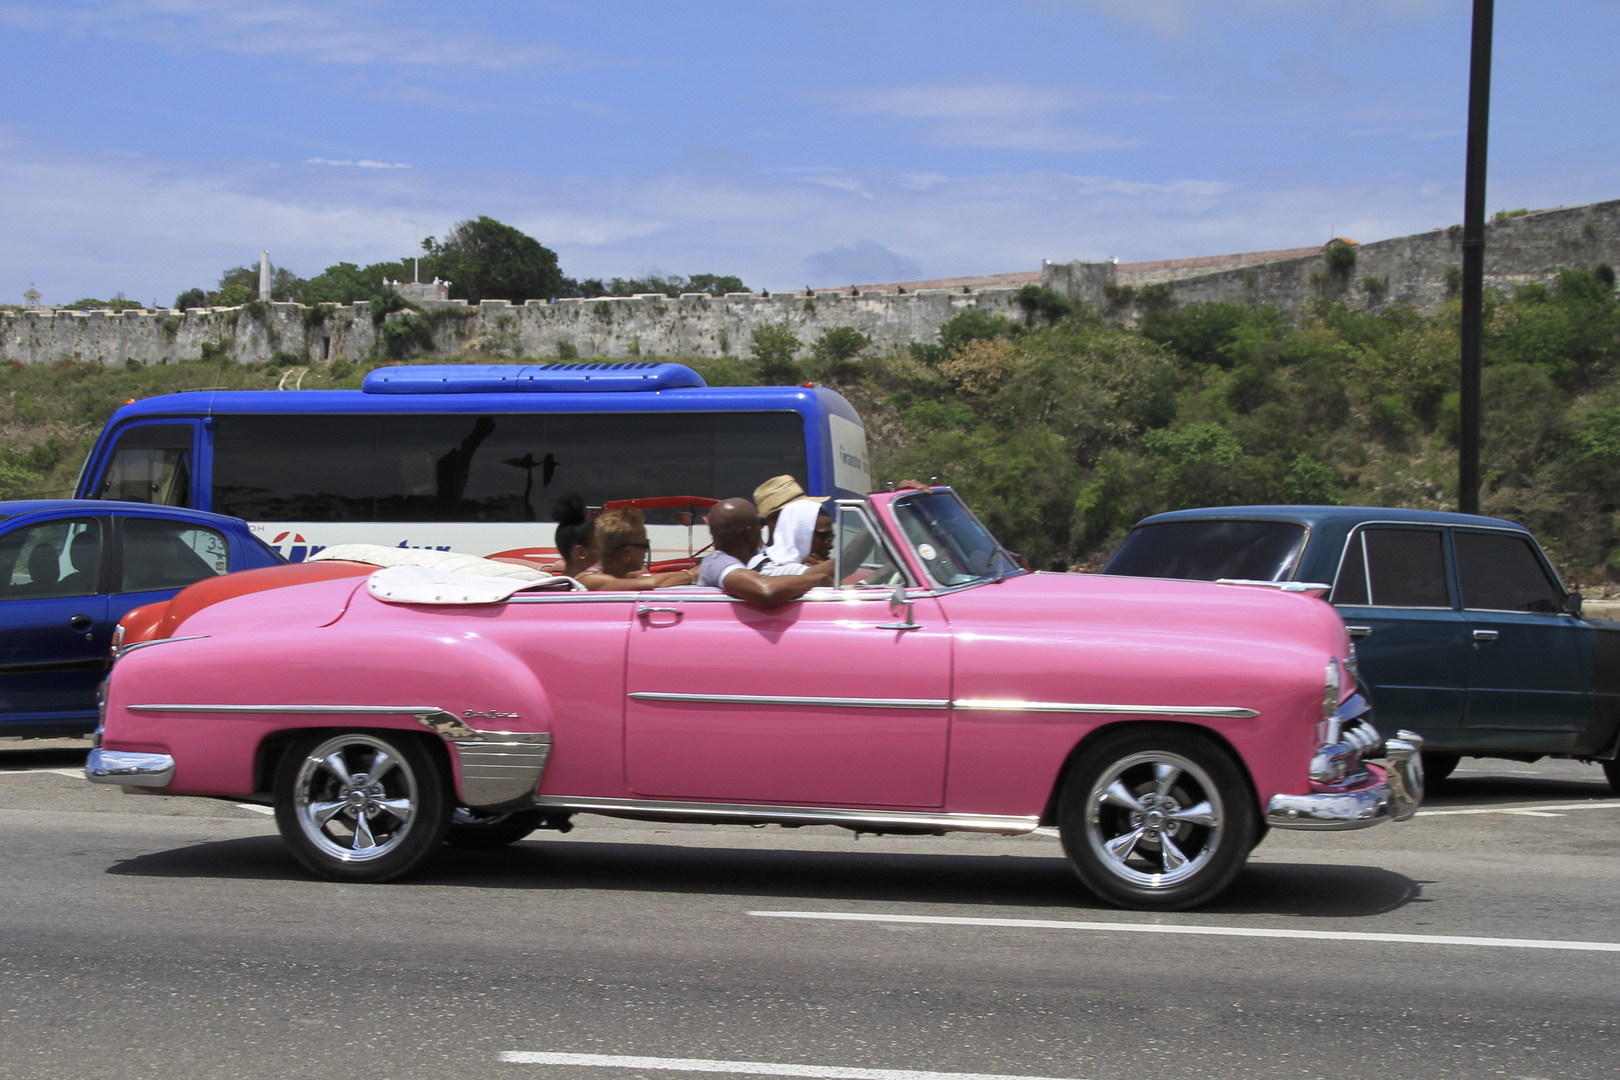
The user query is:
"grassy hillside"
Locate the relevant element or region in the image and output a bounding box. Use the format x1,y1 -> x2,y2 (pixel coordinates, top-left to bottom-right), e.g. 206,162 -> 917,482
4,270 -> 1618,588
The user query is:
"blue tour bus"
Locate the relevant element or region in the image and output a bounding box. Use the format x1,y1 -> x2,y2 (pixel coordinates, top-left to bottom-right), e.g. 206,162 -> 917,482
74,363 -> 871,563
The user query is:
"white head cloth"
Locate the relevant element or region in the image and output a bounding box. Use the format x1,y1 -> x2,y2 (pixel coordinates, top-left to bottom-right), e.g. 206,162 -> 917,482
764,498 -> 825,566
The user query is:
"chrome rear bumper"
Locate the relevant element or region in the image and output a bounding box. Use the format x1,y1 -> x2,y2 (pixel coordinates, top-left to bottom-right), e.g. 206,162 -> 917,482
85,748 -> 175,789
1267,730 -> 1424,830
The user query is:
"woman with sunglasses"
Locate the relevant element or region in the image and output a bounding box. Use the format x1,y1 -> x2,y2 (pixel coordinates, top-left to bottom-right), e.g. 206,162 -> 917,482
574,504 -> 700,590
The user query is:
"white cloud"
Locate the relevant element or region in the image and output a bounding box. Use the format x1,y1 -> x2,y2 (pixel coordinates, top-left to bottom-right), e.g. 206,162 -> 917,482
306,158 -> 410,169
0,0 -> 592,71
814,83 -> 1135,152
8,124 -> 1608,307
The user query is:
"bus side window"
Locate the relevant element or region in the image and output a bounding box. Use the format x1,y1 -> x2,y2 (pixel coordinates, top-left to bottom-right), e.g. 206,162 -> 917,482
95,424 -> 195,507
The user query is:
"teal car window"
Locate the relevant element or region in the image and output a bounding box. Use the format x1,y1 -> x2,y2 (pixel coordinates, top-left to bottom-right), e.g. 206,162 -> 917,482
1456,531 -> 1561,613
1104,520 -> 1306,581
1332,528 -> 1449,607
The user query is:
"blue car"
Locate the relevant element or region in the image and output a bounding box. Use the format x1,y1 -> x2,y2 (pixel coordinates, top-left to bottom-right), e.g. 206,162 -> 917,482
1102,506 -> 1620,789
0,500 -> 283,738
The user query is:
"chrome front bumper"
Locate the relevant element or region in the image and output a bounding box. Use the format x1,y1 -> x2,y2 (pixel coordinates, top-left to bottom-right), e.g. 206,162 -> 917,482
85,748 -> 175,789
1267,729 -> 1424,831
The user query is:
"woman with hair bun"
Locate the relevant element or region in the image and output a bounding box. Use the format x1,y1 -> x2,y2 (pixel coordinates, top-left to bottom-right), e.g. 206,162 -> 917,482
575,505 -> 700,590
551,492 -> 600,579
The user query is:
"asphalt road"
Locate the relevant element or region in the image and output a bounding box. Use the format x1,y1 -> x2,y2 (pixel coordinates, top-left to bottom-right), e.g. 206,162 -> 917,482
1,740 -> 1618,1080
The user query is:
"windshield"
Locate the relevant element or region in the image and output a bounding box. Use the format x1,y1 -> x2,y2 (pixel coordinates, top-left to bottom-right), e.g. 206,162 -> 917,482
891,492 -> 1022,587
1103,519 -> 1307,582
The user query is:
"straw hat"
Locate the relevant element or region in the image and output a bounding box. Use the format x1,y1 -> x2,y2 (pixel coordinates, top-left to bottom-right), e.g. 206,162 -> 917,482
753,475 -> 829,520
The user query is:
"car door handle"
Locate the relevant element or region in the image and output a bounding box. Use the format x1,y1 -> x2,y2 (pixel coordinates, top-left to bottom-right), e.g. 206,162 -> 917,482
69,614 -> 94,632
1345,625 -> 1372,639
1472,629 -> 1500,643
637,606 -> 683,624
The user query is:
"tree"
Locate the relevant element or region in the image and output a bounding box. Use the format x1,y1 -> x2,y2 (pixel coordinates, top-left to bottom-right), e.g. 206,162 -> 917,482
427,216 -> 565,303
750,321 -> 801,384
810,326 -> 871,378
173,288 -> 208,310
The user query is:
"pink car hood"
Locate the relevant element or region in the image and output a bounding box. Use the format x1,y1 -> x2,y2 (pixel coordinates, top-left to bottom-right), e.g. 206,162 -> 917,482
968,570 -> 1350,658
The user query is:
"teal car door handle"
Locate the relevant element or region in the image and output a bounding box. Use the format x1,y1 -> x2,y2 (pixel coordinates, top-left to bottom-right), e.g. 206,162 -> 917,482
1472,628 -> 1500,644
1346,625 -> 1373,639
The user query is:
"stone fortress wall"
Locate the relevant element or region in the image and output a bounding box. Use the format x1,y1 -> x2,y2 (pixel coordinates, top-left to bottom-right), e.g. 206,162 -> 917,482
4,198 -> 1618,368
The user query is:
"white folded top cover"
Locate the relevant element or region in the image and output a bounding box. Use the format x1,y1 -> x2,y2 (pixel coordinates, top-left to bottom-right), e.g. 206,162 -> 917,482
308,544 -> 567,605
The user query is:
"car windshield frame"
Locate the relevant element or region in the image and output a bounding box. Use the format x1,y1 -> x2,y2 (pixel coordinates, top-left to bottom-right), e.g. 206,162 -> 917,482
1103,517 -> 1311,583
888,489 -> 1025,590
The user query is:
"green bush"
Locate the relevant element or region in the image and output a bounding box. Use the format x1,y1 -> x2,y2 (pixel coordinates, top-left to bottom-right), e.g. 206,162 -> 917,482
809,326 -> 871,379
377,313 -> 434,359
749,321 -> 801,384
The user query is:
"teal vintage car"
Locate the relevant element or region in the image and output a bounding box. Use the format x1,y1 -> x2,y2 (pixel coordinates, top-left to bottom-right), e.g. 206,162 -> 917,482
1103,506 -> 1620,789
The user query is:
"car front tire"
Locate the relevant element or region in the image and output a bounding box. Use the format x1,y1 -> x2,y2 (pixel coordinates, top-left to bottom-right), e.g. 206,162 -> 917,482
1058,726 -> 1256,911
274,731 -> 450,883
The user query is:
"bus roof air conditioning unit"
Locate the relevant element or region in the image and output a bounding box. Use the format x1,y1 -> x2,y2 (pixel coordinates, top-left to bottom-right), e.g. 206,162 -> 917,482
362,363 -> 708,394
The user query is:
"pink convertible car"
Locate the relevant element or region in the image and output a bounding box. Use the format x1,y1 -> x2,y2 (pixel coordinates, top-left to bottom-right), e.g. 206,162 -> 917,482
88,488 -> 1421,910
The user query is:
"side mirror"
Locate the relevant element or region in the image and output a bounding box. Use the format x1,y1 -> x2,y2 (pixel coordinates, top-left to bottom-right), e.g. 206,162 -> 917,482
1564,592 -> 1585,616
878,584 -> 921,631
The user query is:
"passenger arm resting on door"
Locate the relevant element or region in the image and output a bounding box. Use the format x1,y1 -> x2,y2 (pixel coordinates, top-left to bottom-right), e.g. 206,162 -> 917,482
702,551 -> 834,607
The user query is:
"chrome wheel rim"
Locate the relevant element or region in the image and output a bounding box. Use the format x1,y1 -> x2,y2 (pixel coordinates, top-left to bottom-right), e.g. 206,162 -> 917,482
294,735 -> 418,864
1085,751 -> 1223,889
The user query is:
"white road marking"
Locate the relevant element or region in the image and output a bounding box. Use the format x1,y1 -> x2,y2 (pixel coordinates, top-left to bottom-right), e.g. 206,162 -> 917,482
747,910 -> 1620,954
497,1052 -> 1084,1080
236,804 -> 274,816
1418,801 -> 1620,817
0,768 -> 88,780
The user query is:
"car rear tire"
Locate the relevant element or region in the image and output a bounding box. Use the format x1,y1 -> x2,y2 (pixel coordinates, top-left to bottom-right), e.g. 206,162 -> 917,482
1602,759 -> 1620,795
274,731 -> 449,883
1423,752 -> 1461,784
1058,727 -> 1256,911
446,807 -> 544,848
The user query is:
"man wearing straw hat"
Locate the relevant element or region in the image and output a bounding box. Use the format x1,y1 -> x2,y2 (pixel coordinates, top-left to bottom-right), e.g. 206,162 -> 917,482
752,474 -> 831,575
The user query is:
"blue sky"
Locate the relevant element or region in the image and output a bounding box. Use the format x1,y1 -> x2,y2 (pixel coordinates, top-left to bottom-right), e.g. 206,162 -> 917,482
3,0 -> 1617,305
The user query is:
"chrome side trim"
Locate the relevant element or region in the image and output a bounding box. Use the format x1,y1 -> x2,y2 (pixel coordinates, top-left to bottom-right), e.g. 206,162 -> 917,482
1217,579 -> 1332,597
114,634 -> 209,660
951,699 -> 1260,719
85,748 -> 175,788
534,794 -> 1040,834
127,703 -> 444,714
628,691 -> 950,710
119,702 -> 553,810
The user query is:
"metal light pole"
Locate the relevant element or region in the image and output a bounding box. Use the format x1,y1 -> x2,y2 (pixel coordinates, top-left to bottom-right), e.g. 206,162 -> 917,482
1458,0 -> 1494,515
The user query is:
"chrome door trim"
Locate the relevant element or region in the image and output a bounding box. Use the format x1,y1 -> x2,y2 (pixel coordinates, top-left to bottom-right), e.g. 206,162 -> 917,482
534,793 -> 1039,834
127,703 -> 445,714
113,634 -> 209,661
951,699 -> 1260,719
628,691 -> 950,710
